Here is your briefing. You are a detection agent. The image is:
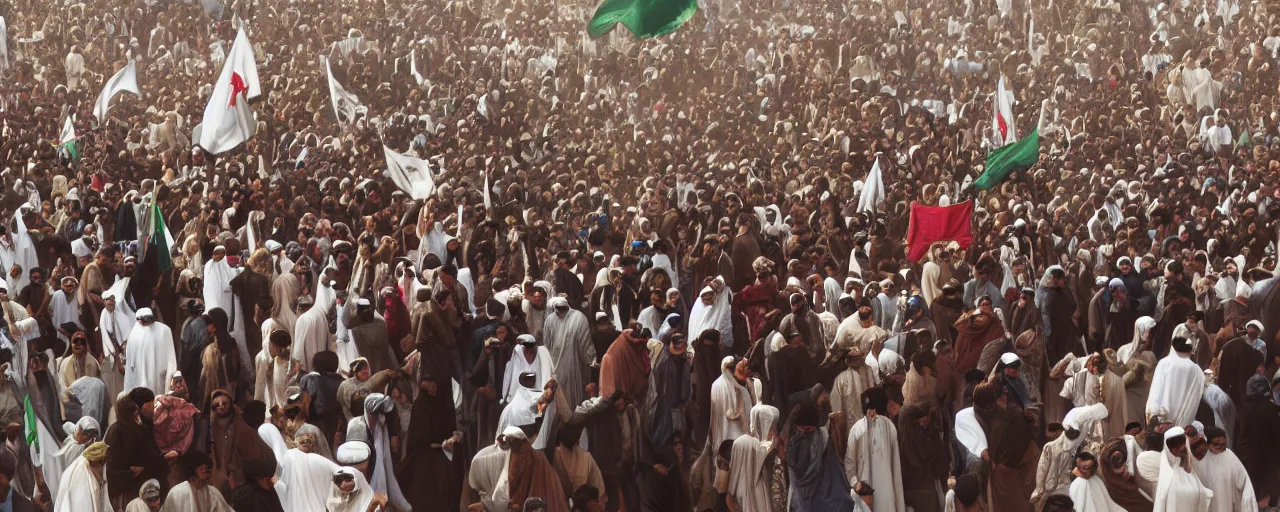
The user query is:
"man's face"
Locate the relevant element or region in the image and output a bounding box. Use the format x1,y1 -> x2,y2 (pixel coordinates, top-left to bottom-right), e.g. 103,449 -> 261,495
1249,326 -> 1261,338
531,291 -> 546,308
195,463 -> 212,483
1208,436 -> 1227,454
1075,458 -> 1096,480
733,359 -> 750,381
61,280 -> 76,295
212,395 -> 232,417
1120,262 -> 1132,274
104,296 -> 116,312
71,338 -> 87,355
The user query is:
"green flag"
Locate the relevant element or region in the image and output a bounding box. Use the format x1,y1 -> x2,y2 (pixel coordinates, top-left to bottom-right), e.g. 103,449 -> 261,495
140,202 -> 175,271
58,140 -> 80,162
23,396 -> 37,452
974,129 -> 1039,190
587,0 -> 697,39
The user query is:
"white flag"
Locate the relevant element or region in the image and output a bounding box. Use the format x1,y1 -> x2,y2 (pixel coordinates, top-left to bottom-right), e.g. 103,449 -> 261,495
382,145 -> 436,200
992,75 -> 1018,147
196,28 -> 260,155
857,155 -> 885,213
410,48 -> 425,86
482,171 -> 492,211
325,57 -> 362,125
59,115 -> 75,145
0,17 -> 9,73
93,60 -> 140,123
477,93 -> 489,120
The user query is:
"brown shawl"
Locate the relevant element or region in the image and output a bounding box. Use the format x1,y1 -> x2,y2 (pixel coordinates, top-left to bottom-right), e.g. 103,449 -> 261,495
1099,438 -> 1154,512
508,445 -> 569,511
599,330 -> 650,400
953,312 -> 1006,375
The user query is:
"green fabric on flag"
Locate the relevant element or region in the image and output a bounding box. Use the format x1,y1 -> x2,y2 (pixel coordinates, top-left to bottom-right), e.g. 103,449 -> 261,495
23,396 -> 37,452
150,203 -> 173,271
587,0 -> 697,39
974,129 -> 1039,190
59,140 -> 80,162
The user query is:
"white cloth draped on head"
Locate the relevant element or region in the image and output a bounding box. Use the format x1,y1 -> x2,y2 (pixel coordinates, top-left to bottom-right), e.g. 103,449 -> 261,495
67,376 -> 108,428
542,296 -> 594,408
1118,316 -> 1156,365
709,356 -> 754,447
53,454 -> 113,512
728,431 -> 773,512
346,394 -> 409,511
260,422 -> 340,512
496,377 -> 556,450
468,442 -> 512,512
749,404 -> 780,443
501,342 -> 552,403
1153,427 -> 1213,512
689,277 -> 734,347
326,467 -> 375,512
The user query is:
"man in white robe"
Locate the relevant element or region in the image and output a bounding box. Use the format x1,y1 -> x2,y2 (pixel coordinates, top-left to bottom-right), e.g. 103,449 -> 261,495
502,335 -> 552,403
541,297 -> 595,408
1192,426 -> 1257,512
160,451 -> 232,512
202,246 -> 243,345
709,356 -> 754,448
1145,336 -> 1204,428
830,348 -> 878,427
293,294 -> 334,373
1032,421 -> 1085,508
50,276 -> 81,347
64,47 -> 86,90
832,297 -> 889,352
727,405 -> 780,512
44,416 -> 99,499
844,387 -> 904,512
1067,452 -> 1125,511
122,308 -> 177,395
1153,426 -> 1212,512
98,286 -> 132,407
253,330 -> 300,411
468,429 -> 516,512
53,441 -> 111,512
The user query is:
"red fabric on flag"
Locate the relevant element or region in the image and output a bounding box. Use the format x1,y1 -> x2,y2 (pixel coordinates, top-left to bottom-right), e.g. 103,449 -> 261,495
997,113 -> 1008,138
906,201 -> 974,262
229,72 -> 248,107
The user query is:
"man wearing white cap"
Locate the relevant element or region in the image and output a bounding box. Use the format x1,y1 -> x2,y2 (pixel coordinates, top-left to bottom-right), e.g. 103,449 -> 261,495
123,308 -> 178,395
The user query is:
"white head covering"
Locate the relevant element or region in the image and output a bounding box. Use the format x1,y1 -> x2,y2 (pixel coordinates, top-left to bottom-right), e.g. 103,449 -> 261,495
336,441 -> 371,465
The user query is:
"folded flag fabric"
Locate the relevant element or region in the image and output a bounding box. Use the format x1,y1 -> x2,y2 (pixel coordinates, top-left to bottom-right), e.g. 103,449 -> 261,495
587,0 -> 698,39
196,27 -> 260,155
93,60 -> 140,123
974,128 -> 1039,190
58,116 -> 80,162
907,201 -> 974,261
383,145 -> 436,200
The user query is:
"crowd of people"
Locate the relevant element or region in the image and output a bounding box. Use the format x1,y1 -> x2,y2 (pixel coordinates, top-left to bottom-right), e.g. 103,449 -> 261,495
0,0 -> 1276,508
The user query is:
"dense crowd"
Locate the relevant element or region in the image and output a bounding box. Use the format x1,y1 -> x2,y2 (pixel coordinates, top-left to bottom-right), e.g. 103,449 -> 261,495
0,0 -> 1277,509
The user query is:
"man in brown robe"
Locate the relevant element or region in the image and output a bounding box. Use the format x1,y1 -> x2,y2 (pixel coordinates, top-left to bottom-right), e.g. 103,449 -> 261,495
974,382 -> 1035,512
505,427 -> 568,511
77,246 -> 115,357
